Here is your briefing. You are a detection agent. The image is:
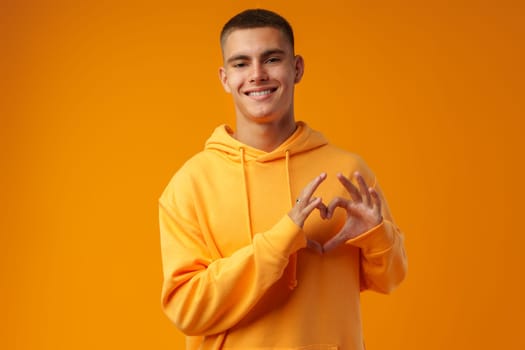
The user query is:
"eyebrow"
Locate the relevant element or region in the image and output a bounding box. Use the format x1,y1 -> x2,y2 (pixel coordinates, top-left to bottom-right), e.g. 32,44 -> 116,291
226,49 -> 287,64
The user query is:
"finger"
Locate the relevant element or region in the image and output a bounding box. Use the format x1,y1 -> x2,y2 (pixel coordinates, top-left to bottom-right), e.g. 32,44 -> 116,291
306,196 -> 321,208
355,172 -> 372,206
303,197 -> 322,215
337,173 -> 361,202
370,187 -> 383,219
323,229 -> 350,252
316,201 -> 328,219
297,172 -> 327,204
307,239 -> 324,254
297,197 -> 323,225
289,173 -> 326,227
289,197 -> 323,229
326,196 -> 349,219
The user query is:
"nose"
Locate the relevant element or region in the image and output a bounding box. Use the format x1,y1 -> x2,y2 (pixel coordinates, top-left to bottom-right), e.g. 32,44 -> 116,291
249,62 -> 268,83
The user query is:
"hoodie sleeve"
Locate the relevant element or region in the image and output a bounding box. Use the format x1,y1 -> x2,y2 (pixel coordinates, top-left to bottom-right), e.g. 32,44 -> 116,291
345,182 -> 408,294
159,176 -> 306,336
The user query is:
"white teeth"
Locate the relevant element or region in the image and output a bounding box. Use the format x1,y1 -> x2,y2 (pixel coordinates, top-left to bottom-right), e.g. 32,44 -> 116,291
248,89 -> 272,97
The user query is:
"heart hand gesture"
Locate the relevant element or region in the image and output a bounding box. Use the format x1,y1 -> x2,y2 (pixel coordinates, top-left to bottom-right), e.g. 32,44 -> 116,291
288,171 -> 383,254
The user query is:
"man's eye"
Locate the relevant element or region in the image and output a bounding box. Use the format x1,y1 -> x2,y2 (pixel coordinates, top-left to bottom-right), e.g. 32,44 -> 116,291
233,62 -> 246,68
266,57 -> 281,63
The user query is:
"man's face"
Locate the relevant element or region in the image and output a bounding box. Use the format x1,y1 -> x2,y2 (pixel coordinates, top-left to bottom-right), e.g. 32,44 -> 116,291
219,27 -> 304,125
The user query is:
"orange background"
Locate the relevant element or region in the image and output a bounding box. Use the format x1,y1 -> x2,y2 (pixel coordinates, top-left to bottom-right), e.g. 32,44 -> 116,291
2,0 -> 524,349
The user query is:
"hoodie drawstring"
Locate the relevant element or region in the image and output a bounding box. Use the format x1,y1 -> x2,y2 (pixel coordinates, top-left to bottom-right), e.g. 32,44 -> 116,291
285,150 -> 298,290
240,148 -> 254,241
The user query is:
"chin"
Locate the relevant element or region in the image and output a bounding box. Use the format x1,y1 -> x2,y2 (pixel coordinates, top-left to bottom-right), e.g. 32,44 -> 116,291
244,109 -> 277,121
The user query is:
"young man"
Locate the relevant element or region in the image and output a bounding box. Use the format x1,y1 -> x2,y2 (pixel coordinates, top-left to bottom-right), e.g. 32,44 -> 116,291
159,9 -> 407,349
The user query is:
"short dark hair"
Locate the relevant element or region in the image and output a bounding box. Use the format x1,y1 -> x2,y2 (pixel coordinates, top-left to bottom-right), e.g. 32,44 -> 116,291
220,9 -> 295,51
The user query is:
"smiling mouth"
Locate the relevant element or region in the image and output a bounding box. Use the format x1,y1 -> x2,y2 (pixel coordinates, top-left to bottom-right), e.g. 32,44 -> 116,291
246,88 -> 277,97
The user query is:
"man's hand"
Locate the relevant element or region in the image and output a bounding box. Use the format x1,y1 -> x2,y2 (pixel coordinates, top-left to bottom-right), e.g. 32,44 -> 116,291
323,172 -> 383,253
288,172 -> 327,229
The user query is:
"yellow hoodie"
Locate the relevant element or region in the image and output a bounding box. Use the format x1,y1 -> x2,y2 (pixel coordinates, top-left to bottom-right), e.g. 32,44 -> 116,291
159,122 -> 407,349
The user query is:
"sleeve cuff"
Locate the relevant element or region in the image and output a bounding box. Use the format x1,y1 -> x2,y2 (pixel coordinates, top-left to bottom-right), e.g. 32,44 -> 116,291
345,220 -> 395,255
260,215 -> 307,258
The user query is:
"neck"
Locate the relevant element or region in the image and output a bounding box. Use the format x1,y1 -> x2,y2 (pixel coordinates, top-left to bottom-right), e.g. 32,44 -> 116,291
233,117 -> 297,152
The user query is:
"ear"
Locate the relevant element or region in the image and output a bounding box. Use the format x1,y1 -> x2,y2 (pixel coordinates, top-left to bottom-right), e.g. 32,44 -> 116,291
218,67 -> 231,93
294,55 -> 305,83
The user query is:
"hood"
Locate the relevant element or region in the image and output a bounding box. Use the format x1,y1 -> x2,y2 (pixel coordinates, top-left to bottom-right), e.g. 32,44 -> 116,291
204,121 -> 328,162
